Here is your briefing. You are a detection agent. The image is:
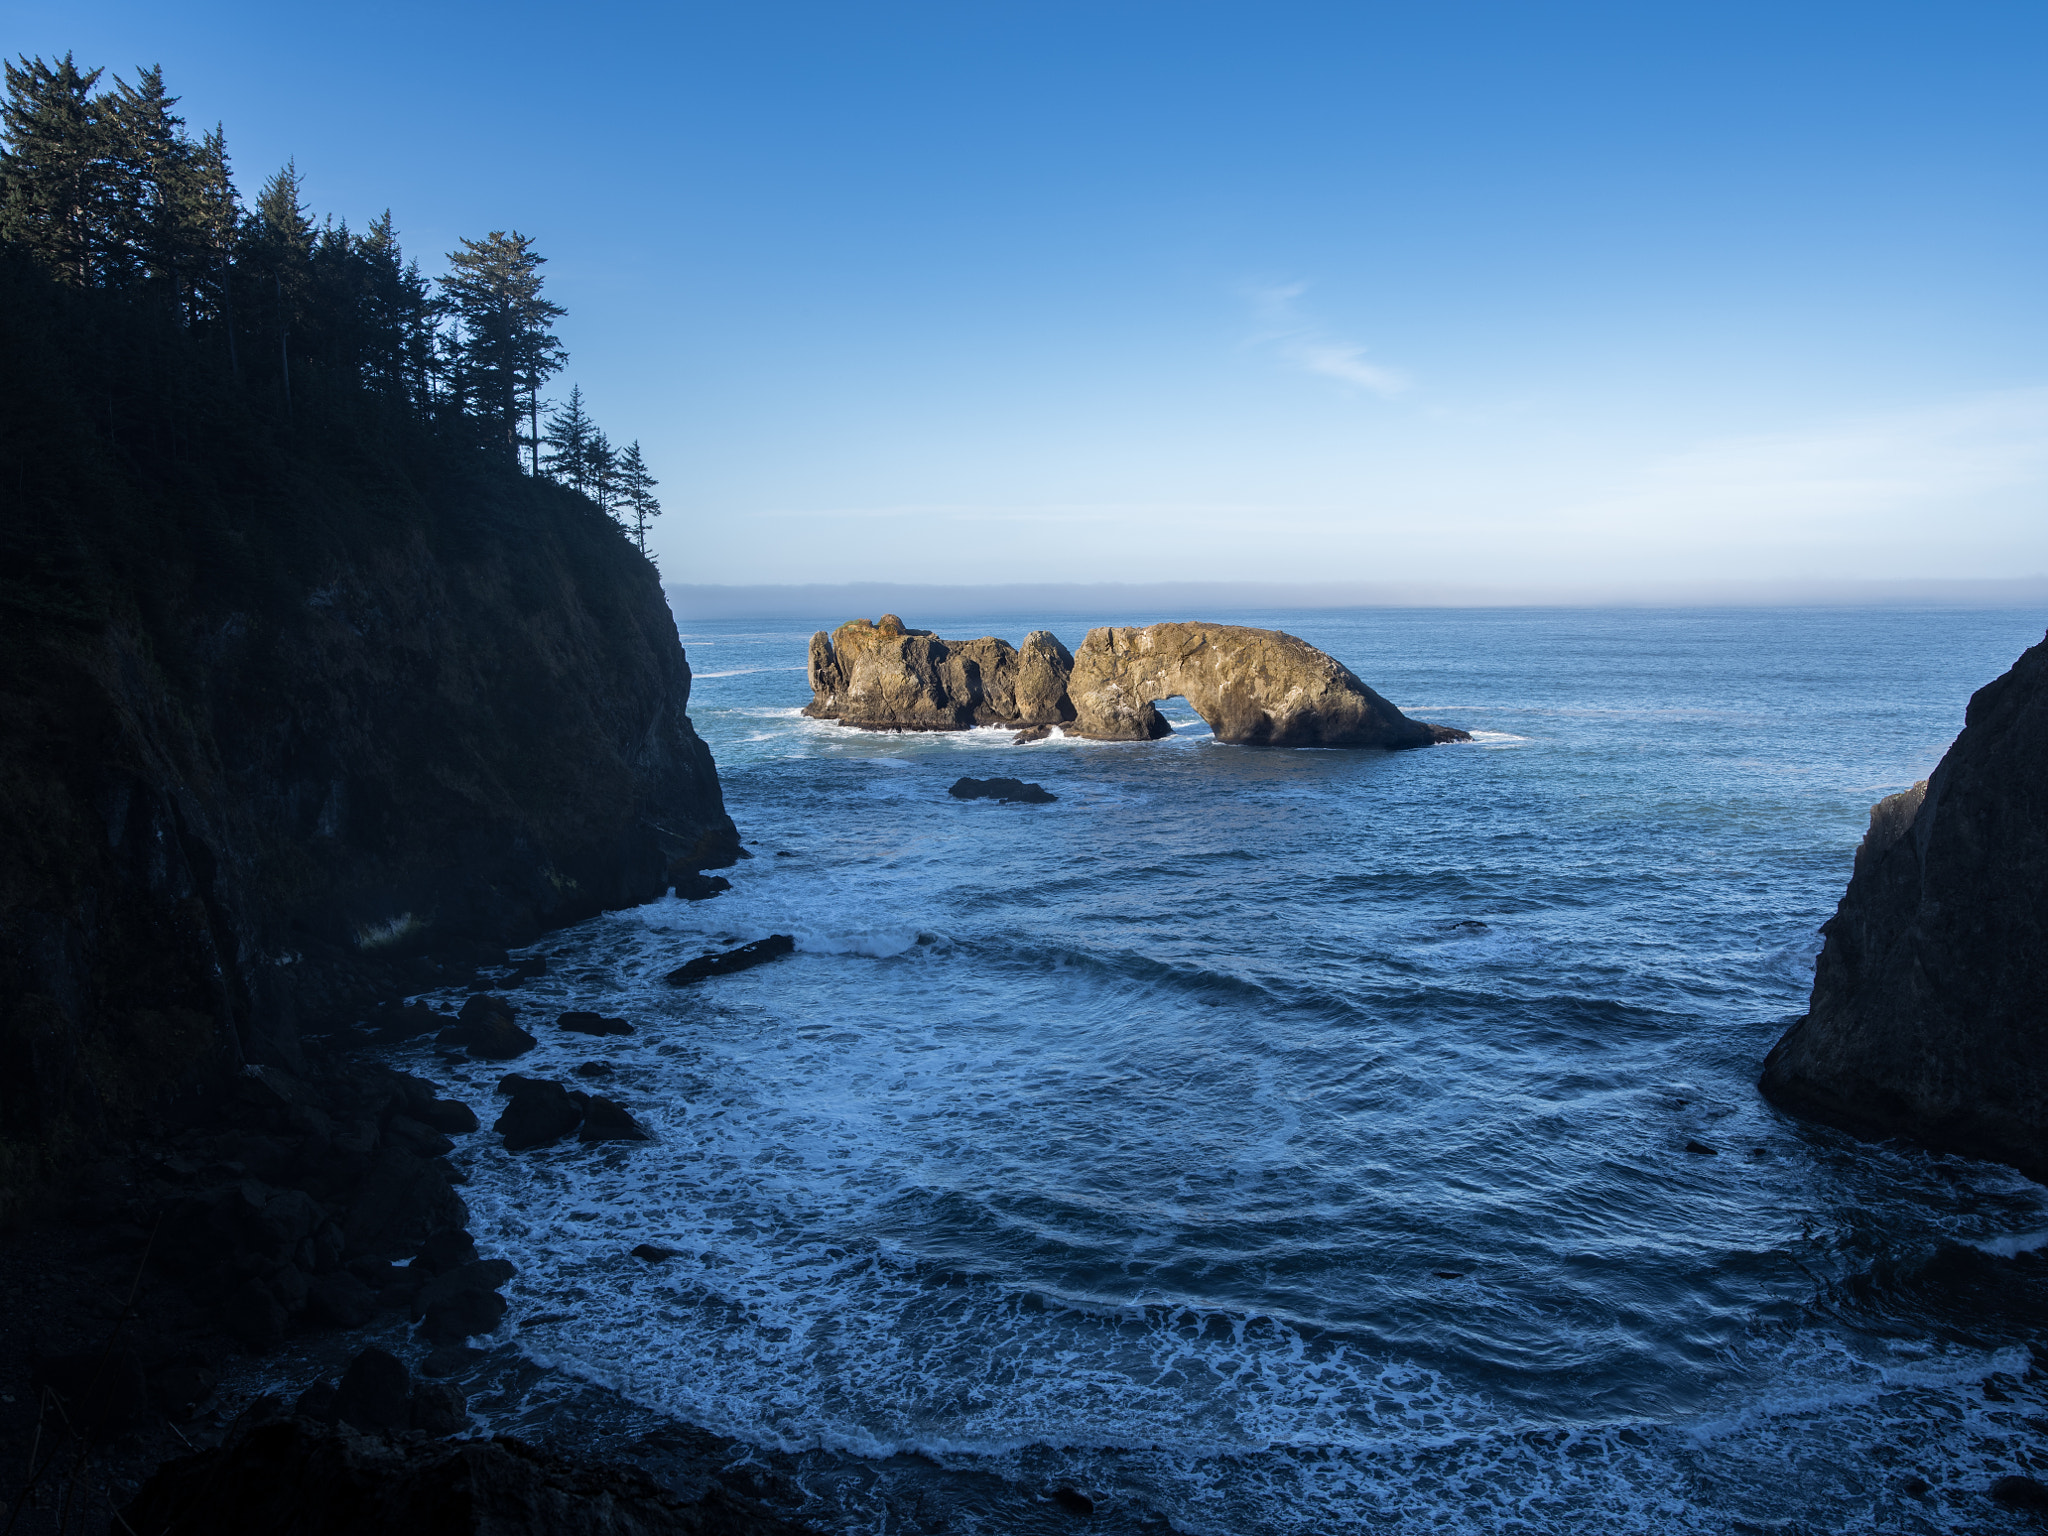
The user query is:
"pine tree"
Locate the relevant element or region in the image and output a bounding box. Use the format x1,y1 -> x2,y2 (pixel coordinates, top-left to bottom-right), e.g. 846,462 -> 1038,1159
0,53 -> 109,285
105,65 -> 204,305
541,385 -> 594,492
442,230 -> 564,465
250,160 -> 313,411
617,440 -> 662,556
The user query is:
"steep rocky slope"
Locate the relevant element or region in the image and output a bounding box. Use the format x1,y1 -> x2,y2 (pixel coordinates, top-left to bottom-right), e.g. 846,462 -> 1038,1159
0,265 -> 738,1218
1761,628 -> 2048,1177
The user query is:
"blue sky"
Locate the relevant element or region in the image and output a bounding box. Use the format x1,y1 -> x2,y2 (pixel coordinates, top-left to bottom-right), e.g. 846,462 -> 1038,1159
14,1 -> 2046,589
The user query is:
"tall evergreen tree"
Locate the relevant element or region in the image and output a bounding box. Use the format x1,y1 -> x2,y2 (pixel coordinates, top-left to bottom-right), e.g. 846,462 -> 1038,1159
617,440 -> 662,556
541,385 -> 595,491
442,230 -> 564,465
105,65 -> 203,304
587,429 -> 619,520
0,53 -> 108,285
249,160 -> 312,410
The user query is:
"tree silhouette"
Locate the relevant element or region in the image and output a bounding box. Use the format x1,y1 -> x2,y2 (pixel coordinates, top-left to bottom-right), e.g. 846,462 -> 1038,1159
442,230 -> 565,466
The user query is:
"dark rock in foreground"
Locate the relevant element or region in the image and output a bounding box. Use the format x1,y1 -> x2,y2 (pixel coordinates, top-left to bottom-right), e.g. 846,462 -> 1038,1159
580,1096 -> 652,1142
123,1414 -> 815,1536
665,935 -> 796,985
1761,628 -> 2048,1179
495,1076 -> 587,1150
950,776 -> 1057,804
438,994 -> 539,1060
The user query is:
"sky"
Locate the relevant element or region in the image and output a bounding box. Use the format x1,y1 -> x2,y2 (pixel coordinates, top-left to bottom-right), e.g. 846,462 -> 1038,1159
12,1 -> 2047,592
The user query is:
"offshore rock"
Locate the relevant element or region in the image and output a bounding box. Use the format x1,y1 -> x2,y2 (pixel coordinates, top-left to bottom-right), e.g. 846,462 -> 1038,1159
949,776 -> 1057,804
1065,622 -> 1469,747
1760,629 -> 2048,1179
665,934 -> 796,985
804,615 -> 1075,730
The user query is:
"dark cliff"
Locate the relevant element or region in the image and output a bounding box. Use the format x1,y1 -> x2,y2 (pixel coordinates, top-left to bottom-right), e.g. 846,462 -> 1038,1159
1760,628 -> 2048,1178
0,259 -> 738,1216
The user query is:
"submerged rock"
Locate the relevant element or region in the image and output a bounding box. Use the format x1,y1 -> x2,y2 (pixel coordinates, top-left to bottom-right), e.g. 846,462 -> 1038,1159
1760,628 -> 2048,1179
803,615 -> 1076,730
949,776 -> 1057,804
664,934 -> 796,985
1065,622 -> 1469,748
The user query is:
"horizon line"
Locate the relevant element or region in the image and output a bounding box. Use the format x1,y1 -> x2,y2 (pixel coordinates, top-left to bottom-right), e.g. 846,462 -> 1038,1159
665,576 -> 2048,621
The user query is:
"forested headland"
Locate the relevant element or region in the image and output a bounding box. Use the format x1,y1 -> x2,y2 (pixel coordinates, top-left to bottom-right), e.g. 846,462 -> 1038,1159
0,50 -> 665,597
0,52 -> 737,1223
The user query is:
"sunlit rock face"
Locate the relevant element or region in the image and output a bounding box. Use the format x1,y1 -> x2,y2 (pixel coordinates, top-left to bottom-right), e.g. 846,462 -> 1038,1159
1761,628 -> 2048,1179
1065,621 -> 1469,748
803,615 -> 1075,731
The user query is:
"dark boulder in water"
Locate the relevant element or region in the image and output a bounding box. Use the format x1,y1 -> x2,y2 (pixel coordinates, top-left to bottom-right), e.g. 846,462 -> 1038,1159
950,776 -> 1057,804
493,1077 -> 587,1151
631,1243 -> 681,1262
1760,628 -> 2048,1180
559,1010 -> 635,1036
674,869 -> 734,900
440,995 -> 538,1060
665,934 -> 796,985
415,1260 -> 516,1343
1049,1486 -> 1095,1515
579,1097 -> 651,1142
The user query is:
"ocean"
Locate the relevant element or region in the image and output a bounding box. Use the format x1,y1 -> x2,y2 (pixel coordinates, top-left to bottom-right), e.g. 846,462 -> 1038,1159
388,605 -> 2048,1534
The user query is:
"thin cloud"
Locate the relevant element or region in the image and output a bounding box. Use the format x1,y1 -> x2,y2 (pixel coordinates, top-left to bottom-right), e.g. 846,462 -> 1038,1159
1247,281 -> 1412,398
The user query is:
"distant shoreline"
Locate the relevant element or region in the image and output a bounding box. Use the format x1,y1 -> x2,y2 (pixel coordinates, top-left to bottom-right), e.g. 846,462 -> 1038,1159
666,576 -> 2048,622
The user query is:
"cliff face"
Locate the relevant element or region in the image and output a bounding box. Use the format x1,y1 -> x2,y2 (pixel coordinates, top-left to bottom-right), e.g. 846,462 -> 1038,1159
1760,629 -> 2048,1178
0,275 -> 737,1214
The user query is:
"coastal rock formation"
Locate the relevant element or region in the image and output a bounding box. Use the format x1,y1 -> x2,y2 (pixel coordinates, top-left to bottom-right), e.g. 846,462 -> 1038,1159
1066,622 -> 1469,748
804,615 -> 1075,730
1760,629 -> 2048,1178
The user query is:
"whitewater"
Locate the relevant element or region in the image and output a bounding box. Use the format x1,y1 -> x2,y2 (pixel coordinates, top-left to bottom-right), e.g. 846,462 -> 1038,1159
375,605 -> 2048,1534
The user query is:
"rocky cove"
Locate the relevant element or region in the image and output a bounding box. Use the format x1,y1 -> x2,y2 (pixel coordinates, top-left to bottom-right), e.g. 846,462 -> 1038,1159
5,256 -> 2048,1536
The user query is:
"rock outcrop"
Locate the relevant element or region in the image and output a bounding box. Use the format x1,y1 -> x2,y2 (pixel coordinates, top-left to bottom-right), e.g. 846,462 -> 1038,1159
1066,622 -> 1469,747
1760,629 -> 2048,1179
803,615 -> 1074,730
803,615 -> 1466,749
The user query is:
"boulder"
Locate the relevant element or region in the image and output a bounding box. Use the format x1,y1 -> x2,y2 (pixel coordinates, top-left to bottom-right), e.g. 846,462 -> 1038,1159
1065,622 -> 1469,747
332,1347 -> 411,1433
493,1078 -> 587,1151
949,776 -> 1057,804
416,1259 -> 516,1342
411,1380 -> 469,1436
1760,629 -> 2048,1179
438,995 -> 537,1061
578,1097 -> 651,1142
803,615 -> 1075,731
558,1010 -> 634,1037
664,934 -> 796,985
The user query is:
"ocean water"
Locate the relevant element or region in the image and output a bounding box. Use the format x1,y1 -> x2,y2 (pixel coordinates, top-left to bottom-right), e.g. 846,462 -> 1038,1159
401,606 -> 2048,1534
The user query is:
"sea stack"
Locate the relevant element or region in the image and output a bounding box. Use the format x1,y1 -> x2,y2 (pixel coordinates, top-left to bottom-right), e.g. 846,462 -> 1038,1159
1065,622 -> 1469,748
804,615 -> 1076,731
1759,629 -> 2048,1178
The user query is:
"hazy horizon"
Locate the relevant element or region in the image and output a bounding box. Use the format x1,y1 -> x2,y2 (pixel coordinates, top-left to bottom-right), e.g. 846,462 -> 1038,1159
666,576 -> 2048,624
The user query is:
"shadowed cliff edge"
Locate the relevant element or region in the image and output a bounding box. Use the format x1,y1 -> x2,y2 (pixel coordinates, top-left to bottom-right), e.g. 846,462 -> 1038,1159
1761,628 -> 2048,1179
